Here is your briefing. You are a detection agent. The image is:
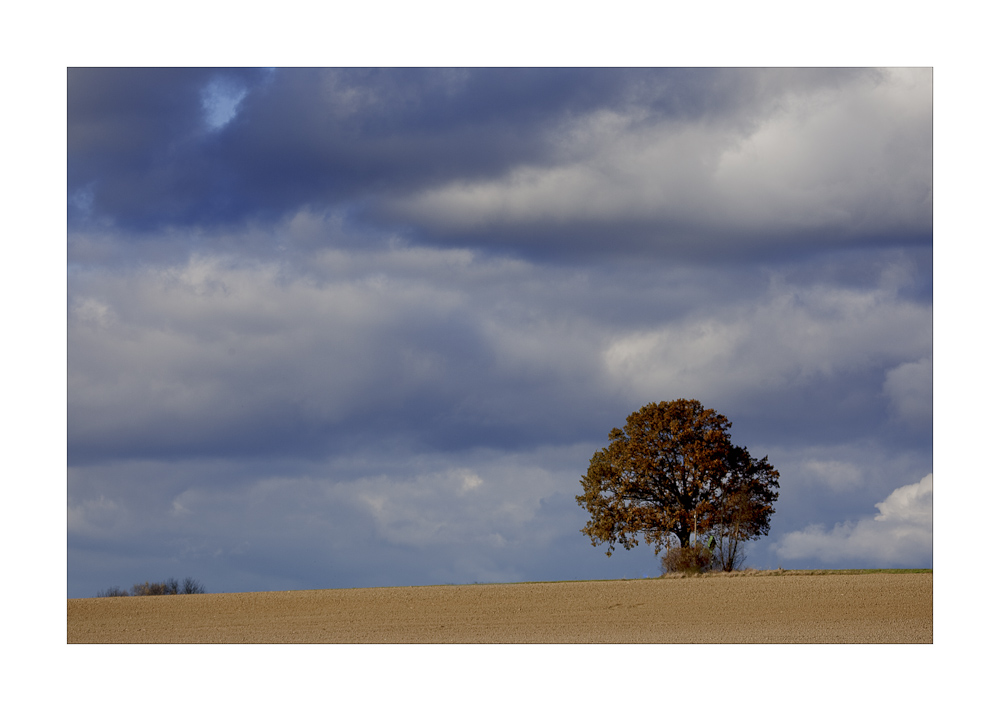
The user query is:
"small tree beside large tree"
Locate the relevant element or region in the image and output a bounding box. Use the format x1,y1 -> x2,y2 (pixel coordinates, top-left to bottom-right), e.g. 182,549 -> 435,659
576,399 -> 779,569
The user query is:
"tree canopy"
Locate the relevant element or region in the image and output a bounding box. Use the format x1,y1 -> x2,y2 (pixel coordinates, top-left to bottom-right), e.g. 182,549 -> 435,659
576,399 -> 779,556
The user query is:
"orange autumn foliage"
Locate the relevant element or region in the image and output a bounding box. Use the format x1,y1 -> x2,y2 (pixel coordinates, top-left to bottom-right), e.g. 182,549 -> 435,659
577,399 -> 779,557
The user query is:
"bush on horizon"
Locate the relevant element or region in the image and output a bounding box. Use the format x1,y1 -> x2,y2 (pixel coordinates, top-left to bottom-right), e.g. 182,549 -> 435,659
660,543 -> 716,575
97,577 -> 206,597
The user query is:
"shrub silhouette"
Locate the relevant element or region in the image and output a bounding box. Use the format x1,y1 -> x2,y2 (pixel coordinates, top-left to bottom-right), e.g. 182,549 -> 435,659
182,577 -> 206,594
97,577 -> 205,597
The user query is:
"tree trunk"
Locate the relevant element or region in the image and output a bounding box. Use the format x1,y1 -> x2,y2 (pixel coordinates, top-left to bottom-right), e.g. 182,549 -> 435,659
677,521 -> 690,547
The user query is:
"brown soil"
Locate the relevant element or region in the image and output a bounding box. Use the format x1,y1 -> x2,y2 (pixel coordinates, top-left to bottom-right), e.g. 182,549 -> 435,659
67,572 -> 931,643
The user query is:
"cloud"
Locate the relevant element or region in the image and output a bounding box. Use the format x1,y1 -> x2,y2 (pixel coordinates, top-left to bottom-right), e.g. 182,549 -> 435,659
67,236 -> 637,464
797,459 -> 864,492
67,68 -> 269,228
602,262 -> 931,430
387,68 -> 930,259
69,211 -> 932,467
68,68 -> 634,231
68,495 -> 124,540
883,357 -> 932,427
874,473 -> 933,524
774,473 -> 932,567
347,463 -> 556,549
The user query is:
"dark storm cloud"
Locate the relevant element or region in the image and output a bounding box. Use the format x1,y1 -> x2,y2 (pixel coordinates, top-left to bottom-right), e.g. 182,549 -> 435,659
68,67 -> 929,264
72,67 -> 647,229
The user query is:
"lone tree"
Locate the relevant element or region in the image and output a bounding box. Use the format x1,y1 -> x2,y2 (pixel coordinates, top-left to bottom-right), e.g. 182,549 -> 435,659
576,399 -> 779,559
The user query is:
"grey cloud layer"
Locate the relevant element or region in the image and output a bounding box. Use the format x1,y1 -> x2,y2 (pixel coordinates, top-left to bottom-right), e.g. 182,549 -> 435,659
69,234 -> 928,466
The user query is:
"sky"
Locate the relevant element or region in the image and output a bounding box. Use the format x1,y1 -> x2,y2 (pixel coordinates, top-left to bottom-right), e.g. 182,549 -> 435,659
66,67 -> 933,599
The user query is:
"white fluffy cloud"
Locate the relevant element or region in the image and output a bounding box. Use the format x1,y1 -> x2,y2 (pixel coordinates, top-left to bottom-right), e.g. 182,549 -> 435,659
775,473 -> 932,566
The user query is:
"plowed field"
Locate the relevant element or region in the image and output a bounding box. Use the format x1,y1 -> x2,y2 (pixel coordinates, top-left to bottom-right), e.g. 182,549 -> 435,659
68,572 -> 931,643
